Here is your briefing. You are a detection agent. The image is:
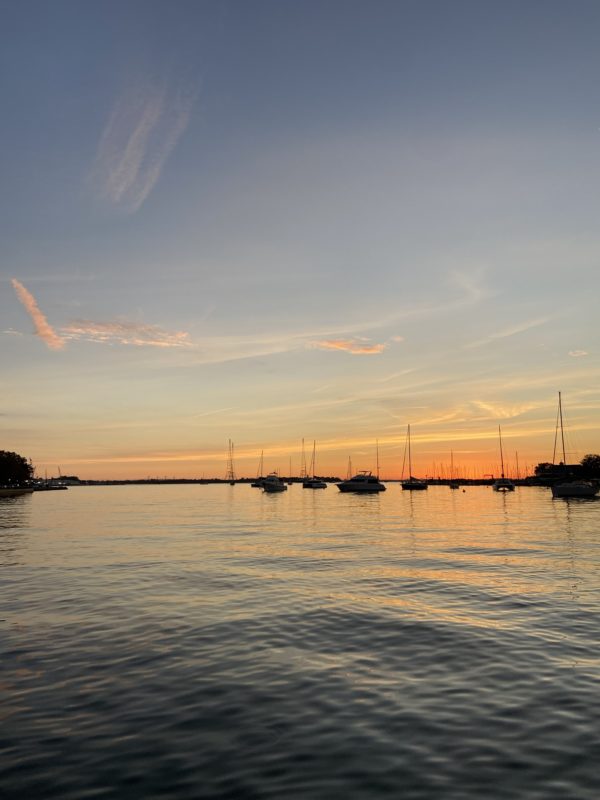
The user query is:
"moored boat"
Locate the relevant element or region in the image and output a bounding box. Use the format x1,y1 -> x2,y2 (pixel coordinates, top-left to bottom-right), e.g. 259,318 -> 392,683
262,473 -> 287,493
303,441 -> 327,489
551,480 -> 598,498
251,451 -> 265,487
493,477 -> 515,492
401,425 -> 428,491
493,426 -> 515,492
548,393 -> 598,498
449,451 -> 460,489
337,471 -> 385,493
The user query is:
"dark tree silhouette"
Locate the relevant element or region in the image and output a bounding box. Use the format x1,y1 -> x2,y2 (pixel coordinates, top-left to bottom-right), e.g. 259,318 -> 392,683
0,450 -> 34,484
580,454 -> 600,478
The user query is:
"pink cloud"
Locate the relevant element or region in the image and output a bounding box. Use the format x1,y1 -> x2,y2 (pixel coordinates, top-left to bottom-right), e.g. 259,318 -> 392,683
61,319 -> 192,349
11,279 -> 65,350
310,338 -> 386,355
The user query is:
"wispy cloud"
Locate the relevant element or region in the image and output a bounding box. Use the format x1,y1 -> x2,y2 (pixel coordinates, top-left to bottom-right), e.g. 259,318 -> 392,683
470,400 -> 539,419
91,79 -> 195,212
309,338 -> 387,355
11,279 -> 65,350
465,316 -> 551,349
569,350 -> 589,358
61,320 -> 192,349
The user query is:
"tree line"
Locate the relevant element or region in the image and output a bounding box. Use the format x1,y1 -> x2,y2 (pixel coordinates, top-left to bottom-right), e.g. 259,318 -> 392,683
535,454 -> 600,479
0,451 -> 34,484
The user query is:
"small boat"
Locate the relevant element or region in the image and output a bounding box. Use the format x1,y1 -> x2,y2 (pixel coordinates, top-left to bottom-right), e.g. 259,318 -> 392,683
303,441 -> 327,489
449,451 -> 460,489
337,471 -> 386,493
251,451 -> 265,487
552,480 -> 598,498
548,392 -> 598,498
493,426 -> 515,492
401,425 -> 428,490
493,477 -> 515,492
262,473 -> 287,493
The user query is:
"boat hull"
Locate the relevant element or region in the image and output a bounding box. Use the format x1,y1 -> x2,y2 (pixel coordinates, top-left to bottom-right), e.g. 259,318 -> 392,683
401,481 -> 427,491
337,483 -> 385,493
493,479 -> 515,492
551,482 -> 598,498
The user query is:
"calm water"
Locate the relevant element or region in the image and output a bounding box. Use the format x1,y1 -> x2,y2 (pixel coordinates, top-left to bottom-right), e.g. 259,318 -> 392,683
2,485 -> 600,799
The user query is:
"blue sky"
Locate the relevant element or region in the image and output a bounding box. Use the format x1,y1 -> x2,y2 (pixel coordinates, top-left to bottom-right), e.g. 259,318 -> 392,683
2,0 -> 600,478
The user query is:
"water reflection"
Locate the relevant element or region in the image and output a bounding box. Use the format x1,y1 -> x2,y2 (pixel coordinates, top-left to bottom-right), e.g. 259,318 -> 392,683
2,485 -> 600,800
0,494 -> 32,566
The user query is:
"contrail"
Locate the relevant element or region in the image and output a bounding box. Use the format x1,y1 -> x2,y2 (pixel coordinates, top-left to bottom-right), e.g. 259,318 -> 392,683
92,80 -> 196,213
11,279 -> 65,350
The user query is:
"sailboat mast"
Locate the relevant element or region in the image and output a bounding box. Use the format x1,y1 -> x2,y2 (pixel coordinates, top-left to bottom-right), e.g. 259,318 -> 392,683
498,425 -> 505,478
376,439 -> 380,478
408,425 -> 412,477
558,391 -> 566,464
311,440 -> 316,479
552,401 -> 560,465
257,450 -> 264,478
226,439 -> 236,482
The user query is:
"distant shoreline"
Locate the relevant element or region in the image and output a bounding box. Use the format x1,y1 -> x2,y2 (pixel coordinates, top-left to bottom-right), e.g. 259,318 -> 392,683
64,478 -> 557,488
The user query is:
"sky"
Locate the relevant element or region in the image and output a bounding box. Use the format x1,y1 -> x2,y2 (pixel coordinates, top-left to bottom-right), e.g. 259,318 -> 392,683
2,0 -> 600,480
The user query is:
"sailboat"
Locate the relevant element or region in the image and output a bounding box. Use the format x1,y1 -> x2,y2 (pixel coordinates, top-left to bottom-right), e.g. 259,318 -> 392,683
251,450 -> 265,487
303,441 -> 327,488
401,425 -> 428,490
551,392 -> 598,498
448,450 -> 460,489
493,426 -> 515,491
